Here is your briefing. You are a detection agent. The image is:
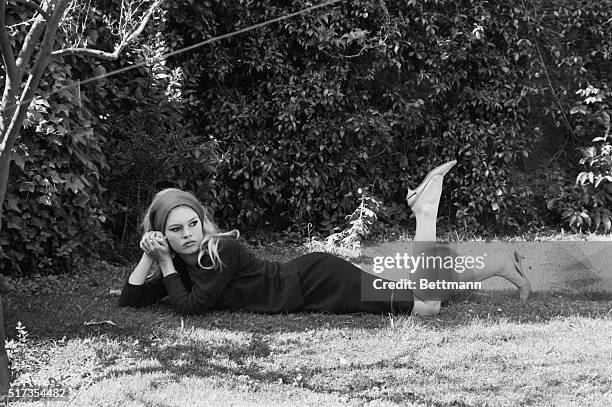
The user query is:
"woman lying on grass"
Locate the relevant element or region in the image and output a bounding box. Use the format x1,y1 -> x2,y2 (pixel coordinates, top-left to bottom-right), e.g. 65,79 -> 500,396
118,160 -> 531,316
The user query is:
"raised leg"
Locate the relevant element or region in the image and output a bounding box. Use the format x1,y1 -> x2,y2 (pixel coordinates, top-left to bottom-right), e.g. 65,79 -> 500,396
410,175 -> 444,316
407,174 -> 531,317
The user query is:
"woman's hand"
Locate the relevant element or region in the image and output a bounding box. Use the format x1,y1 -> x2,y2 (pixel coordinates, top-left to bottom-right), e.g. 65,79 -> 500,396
140,231 -> 172,263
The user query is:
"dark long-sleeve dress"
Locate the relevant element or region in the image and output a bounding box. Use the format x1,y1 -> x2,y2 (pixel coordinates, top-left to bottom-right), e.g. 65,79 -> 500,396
118,238 -> 415,315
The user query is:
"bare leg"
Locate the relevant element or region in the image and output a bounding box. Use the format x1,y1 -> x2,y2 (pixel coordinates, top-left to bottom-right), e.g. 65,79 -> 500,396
408,176 -> 530,316
410,176 -> 444,316
412,179 -> 441,242
454,251 -> 531,301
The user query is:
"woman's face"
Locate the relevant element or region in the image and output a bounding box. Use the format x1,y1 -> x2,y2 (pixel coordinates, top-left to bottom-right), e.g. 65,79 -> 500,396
164,206 -> 204,256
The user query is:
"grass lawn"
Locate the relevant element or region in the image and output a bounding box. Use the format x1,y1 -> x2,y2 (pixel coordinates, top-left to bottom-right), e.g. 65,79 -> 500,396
2,242 -> 611,407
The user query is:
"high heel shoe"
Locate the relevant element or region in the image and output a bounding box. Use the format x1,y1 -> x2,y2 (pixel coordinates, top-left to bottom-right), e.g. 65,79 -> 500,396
406,160 -> 457,208
510,250 -> 531,302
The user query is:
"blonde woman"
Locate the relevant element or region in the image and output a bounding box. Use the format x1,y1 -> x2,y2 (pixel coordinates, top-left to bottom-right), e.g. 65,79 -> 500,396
118,161 -> 530,316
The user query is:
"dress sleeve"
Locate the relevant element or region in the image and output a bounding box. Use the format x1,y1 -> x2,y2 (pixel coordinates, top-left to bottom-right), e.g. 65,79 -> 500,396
161,239 -> 241,315
117,277 -> 168,308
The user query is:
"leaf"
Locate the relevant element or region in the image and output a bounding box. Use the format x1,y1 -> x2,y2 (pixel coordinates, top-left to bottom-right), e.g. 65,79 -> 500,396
603,216 -> 611,233
585,95 -> 603,104
71,128 -> 94,145
569,214 -> 579,227
6,199 -> 20,213
594,176 -> 612,188
19,182 -> 35,193
593,211 -> 601,231
86,29 -> 99,46
579,212 -> 591,227
10,152 -> 26,170
73,194 -> 90,208
583,147 -> 596,158
569,106 -> 587,115
38,195 -> 52,206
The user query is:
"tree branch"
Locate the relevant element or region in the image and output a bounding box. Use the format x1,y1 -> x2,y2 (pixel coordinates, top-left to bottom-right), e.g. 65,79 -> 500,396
15,0 -> 50,21
50,47 -> 124,60
51,0 -> 163,60
3,0 -> 68,157
15,14 -> 47,74
123,0 -> 162,44
0,0 -> 18,81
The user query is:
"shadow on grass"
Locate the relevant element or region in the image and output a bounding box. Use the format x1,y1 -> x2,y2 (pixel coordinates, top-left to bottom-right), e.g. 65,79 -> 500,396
90,337 -> 476,407
2,281 -> 611,407
3,287 -> 611,341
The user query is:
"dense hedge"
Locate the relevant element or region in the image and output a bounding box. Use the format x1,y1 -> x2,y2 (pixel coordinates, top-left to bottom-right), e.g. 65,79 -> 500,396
1,3 -> 127,274
161,0 -> 611,233
1,0 -> 611,274
2,62 -> 108,274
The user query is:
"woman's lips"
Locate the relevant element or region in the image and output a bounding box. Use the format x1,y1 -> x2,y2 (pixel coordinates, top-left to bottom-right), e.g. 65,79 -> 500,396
183,241 -> 196,247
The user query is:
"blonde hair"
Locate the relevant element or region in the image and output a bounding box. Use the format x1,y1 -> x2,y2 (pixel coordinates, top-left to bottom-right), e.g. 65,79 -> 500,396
141,189 -> 239,279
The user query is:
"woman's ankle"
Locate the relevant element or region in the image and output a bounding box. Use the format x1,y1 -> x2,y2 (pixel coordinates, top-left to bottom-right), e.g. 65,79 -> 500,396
408,177 -> 443,214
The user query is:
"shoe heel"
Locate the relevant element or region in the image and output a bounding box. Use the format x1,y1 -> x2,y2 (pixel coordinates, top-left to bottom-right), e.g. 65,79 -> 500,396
406,160 -> 457,206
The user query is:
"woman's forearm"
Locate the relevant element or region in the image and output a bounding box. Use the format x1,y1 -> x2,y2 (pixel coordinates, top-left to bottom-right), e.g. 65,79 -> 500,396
159,259 -> 178,277
128,254 -> 155,285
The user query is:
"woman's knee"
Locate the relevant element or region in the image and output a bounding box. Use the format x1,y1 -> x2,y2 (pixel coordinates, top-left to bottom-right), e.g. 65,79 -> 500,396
411,300 -> 441,316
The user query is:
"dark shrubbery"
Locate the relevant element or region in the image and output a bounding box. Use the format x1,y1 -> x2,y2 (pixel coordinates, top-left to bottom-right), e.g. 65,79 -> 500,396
2,0 -> 611,274
162,0 -> 611,235
1,62 -> 108,274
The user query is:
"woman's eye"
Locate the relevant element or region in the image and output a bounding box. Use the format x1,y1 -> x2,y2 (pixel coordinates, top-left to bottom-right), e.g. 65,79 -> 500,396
190,221 -> 198,226
170,228 -> 180,232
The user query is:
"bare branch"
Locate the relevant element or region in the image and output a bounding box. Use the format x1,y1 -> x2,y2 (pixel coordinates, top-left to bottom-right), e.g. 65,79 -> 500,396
15,15 -> 47,74
6,16 -> 37,29
26,0 -> 69,85
50,47 -> 124,60
123,0 -> 161,44
51,0 -> 163,60
0,0 -> 18,81
15,0 -> 50,21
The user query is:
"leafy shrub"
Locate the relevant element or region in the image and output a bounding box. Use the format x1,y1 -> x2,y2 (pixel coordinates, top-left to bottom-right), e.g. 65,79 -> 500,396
3,0 -> 612,277
308,187 -> 383,257
565,85 -> 612,232
162,0 -> 612,235
5,321 -> 29,380
0,2 -> 155,274
1,62 -> 109,275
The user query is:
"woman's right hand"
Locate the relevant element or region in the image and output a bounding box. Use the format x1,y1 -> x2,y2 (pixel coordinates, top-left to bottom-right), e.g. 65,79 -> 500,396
140,231 -> 168,260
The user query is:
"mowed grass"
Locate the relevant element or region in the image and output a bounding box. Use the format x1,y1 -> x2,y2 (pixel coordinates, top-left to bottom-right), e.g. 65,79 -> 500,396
2,243 -> 612,407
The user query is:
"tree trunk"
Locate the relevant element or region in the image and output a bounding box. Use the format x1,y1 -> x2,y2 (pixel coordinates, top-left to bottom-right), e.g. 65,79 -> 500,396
0,5 -> 58,395
0,95 -> 16,399
0,106 -> 18,399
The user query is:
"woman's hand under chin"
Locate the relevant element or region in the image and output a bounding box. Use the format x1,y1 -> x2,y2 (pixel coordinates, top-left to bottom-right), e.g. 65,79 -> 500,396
140,231 -> 172,263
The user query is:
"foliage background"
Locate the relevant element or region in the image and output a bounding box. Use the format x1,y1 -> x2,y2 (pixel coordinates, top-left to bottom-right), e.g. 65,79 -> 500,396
1,0 -> 611,274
